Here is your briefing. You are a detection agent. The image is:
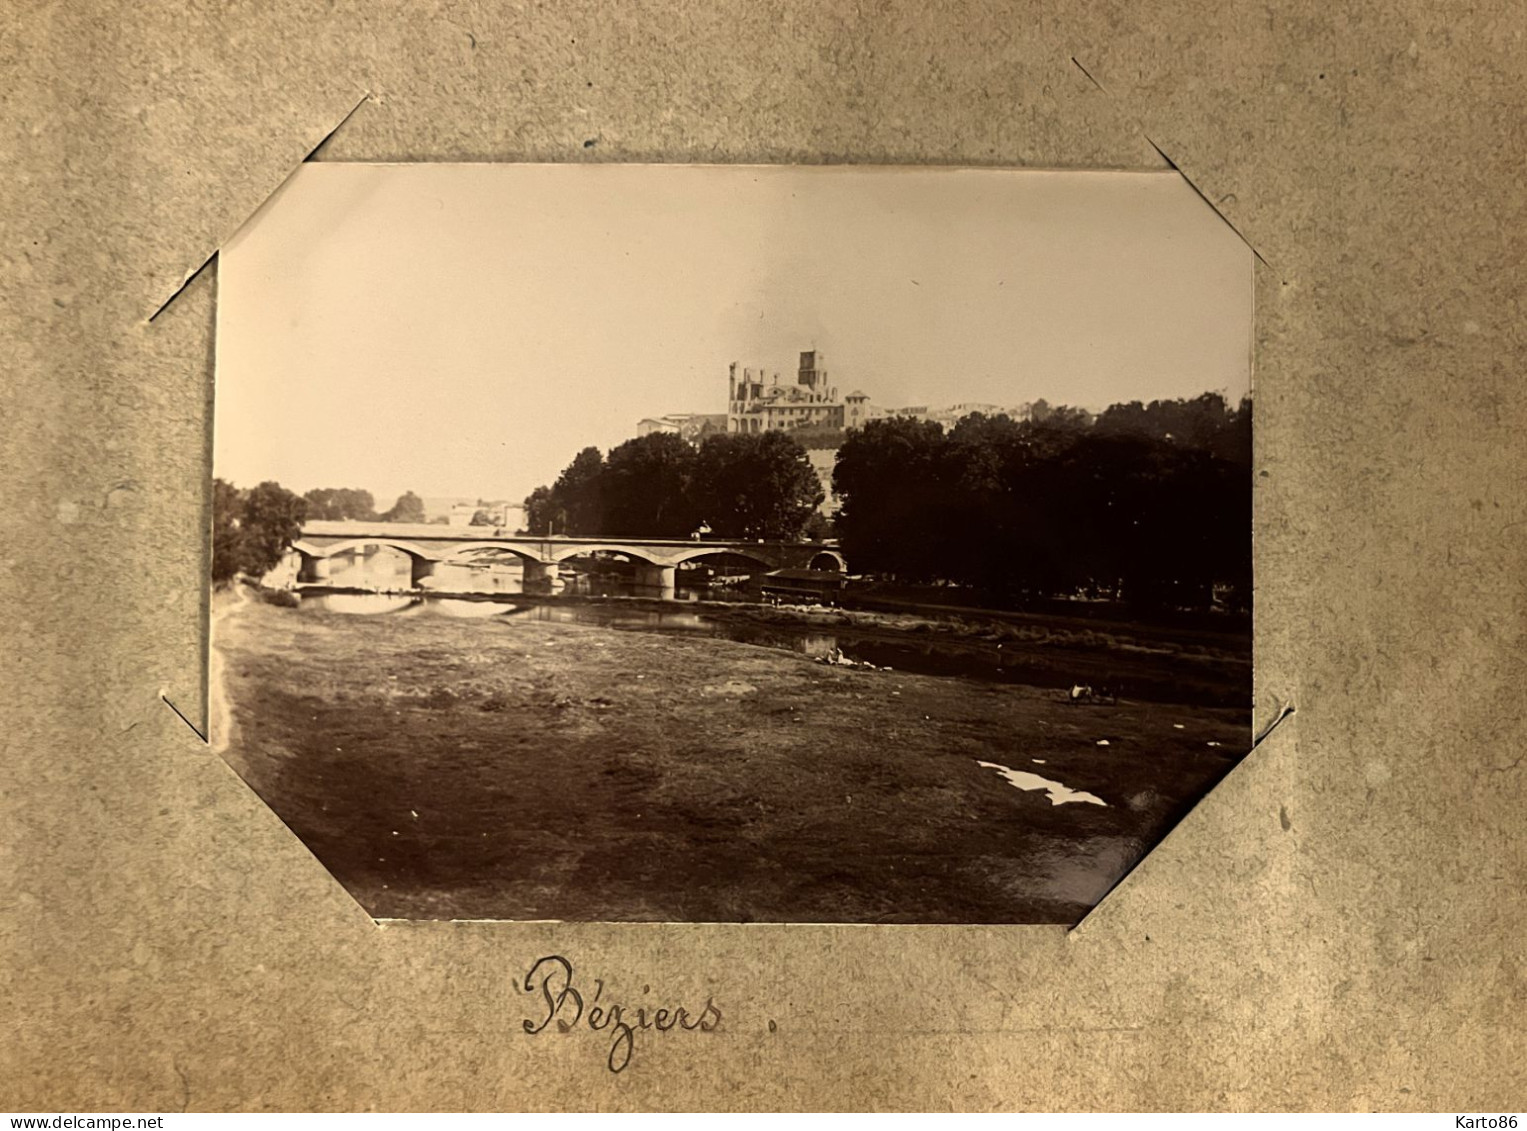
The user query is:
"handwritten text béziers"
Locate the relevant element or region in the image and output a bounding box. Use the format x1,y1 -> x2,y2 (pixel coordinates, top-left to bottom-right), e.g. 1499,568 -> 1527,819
521,955 -> 723,1073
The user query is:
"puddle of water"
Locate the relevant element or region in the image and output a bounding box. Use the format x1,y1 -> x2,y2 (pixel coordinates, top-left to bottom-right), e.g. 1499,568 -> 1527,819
429,598 -> 520,619
300,593 -> 517,619
976,761 -> 1107,807
304,593 -> 421,616
519,604 -> 711,633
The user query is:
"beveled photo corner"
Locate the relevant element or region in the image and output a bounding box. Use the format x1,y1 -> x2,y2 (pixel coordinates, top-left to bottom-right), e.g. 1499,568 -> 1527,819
208,163 -> 1253,924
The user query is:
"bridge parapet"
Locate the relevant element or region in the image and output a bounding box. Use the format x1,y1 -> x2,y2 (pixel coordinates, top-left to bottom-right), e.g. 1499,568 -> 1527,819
295,521 -> 845,572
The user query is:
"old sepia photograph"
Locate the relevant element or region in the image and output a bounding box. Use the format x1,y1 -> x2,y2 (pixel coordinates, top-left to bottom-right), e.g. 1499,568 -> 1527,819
211,163 -> 1253,924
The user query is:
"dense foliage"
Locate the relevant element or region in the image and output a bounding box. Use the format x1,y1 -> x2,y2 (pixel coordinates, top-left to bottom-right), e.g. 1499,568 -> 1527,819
302,487 -> 376,521
692,432 -> 825,540
832,394 -> 1251,610
211,478 -> 307,585
525,431 -> 824,541
547,447 -> 606,535
380,490 -> 427,524
603,433 -> 702,537
523,485 -> 557,536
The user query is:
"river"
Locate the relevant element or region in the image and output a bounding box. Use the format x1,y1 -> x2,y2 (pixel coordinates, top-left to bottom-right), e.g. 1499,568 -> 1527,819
295,591 -> 1066,688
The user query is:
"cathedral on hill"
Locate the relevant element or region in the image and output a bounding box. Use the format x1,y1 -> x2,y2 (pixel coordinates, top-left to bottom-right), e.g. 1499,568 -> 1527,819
726,350 -> 872,434
636,347 -> 1032,517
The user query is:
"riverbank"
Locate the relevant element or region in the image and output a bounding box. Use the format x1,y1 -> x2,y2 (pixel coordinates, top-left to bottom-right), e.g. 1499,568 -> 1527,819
294,585 -> 1251,707
215,594 -> 1247,923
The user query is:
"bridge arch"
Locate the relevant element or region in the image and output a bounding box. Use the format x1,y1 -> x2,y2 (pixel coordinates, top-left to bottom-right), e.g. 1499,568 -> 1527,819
295,538 -> 441,588
547,543 -> 661,566
303,537 -> 440,562
807,549 -> 848,571
671,546 -> 779,570
440,541 -> 548,565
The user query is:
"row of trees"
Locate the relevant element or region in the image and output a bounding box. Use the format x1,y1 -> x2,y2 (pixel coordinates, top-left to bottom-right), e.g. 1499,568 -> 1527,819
306,489 -> 511,526
832,393 -> 1251,609
524,431 -> 827,541
302,487 -> 427,524
216,392 -> 1249,610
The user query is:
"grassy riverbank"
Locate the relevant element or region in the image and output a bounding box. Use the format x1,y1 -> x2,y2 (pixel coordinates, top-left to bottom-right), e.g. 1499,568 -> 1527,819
215,592 -> 1247,923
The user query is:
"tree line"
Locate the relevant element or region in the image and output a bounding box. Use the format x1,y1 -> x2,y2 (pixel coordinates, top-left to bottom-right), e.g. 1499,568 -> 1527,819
301,487 -> 430,524
213,391 -> 1250,608
832,392 -> 1251,610
211,482 -> 437,585
524,431 -> 827,541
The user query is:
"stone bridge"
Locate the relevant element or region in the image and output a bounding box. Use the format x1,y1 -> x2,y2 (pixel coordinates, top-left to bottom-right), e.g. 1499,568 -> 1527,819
291,520 -> 847,599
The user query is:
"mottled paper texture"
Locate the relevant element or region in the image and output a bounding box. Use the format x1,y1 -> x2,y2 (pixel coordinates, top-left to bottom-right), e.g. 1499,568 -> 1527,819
4,0 -> 1523,1111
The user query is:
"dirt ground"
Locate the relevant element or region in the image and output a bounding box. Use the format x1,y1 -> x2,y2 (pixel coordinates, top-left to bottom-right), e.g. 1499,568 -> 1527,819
214,591 -> 1248,923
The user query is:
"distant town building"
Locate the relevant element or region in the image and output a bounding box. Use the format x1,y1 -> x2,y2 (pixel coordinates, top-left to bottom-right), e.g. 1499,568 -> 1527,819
486,501 -> 526,531
637,415 -> 680,436
444,499 -> 525,530
869,404 -> 929,423
844,391 -> 872,431
637,413 -> 728,443
866,401 -> 1033,428
929,402 -> 1021,427
420,496 -> 474,524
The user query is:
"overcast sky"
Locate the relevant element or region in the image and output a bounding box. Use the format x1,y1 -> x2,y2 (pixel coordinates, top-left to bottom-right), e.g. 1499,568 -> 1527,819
215,163 -> 1252,506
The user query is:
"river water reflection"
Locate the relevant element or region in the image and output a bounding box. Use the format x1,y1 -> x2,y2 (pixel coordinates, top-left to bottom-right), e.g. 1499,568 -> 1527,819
295,591 -> 1042,685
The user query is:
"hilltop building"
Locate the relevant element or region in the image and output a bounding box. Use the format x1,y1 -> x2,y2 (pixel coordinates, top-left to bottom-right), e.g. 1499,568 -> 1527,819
634,346 -> 1036,519
727,351 -> 846,434
637,413 -> 728,443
